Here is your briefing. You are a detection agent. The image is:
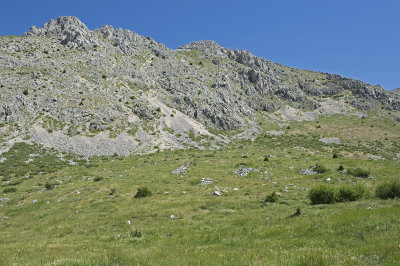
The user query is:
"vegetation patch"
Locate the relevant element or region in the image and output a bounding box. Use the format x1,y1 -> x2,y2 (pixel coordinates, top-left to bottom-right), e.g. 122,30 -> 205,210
348,168 -> 370,178
134,186 -> 152,198
309,184 -> 367,204
376,181 -> 400,199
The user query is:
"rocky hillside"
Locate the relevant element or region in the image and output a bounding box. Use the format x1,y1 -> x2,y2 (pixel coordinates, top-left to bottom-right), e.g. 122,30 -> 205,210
0,16 -> 399,156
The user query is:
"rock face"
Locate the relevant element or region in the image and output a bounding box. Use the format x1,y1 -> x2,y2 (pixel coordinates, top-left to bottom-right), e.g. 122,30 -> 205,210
0,16 -> 399,156
24,16 -> 99,49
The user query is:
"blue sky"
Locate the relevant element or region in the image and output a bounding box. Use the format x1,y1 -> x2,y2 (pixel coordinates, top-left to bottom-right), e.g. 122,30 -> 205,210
1,0 -> 399,90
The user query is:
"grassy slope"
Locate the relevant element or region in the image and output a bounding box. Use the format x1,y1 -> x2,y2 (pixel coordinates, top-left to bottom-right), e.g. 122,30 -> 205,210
0,114 -> 400,265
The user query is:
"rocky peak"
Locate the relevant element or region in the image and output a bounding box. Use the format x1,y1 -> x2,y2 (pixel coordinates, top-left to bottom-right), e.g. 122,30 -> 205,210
94,25 -> 171,56
179,40 -> 230,59
24,16 -> 98,49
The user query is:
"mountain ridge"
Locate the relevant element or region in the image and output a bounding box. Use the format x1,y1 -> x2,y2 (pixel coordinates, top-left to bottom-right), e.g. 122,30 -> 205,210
0,16 -> 399,156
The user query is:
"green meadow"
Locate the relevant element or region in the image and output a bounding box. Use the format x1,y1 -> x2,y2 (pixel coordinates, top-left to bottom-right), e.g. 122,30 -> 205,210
1,114 -> 400,265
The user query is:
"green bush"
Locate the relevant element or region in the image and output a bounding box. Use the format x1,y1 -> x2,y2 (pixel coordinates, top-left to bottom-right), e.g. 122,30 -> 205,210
94,177 -> 103,182
314,164 -> 328,173
337,165 -> 344,171
3,187 -> 17,193
130,229 -> 143,238
336,184 -> 365,202
308,185 -> 335,205
309,184 -> 367,204
349,168 -> 370,178
45,182 -> 55,190
134,186 -> 152,198
376,181 -> 400,199
264,192 -> 279,203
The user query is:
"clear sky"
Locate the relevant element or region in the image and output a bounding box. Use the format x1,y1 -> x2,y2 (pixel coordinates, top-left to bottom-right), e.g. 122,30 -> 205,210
1,0 -> 399,90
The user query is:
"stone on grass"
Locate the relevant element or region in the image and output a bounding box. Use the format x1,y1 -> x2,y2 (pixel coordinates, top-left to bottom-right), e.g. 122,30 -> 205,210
201,178 -> 213,185
171,163 -> 193,175
300,169 -> 317,175
319,137 -> 341,144
234,167 -> 259,177
213,190 -> 221,196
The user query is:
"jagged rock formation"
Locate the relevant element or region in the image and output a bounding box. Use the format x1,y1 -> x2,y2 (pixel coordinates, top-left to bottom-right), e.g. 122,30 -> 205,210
0,16 -> 399,155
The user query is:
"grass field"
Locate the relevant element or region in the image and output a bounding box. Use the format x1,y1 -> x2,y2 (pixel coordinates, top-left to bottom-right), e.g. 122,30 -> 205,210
1,114 -> 400,265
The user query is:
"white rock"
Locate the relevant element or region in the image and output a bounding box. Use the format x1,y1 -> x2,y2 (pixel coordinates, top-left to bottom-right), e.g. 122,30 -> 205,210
213,190 -> 221,196
326,178 -> 331,182
233,188 -> 239,191
127,220 -> 131,225
170,214 -> 176,219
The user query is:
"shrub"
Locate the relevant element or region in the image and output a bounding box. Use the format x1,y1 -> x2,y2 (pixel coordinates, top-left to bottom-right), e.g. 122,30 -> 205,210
337,165 -> 344,171
130,229 -> 143,238
336,184 -> 365,202
45,182 -> 55,190
3,187 -> 16,193
376,181 -> 400,199
94,177 -> 103,182
23,89 -> 28,96
102,74 -> 107,79
109,188 -> 116,196
314,164 -> 328,173
263,156 -> 269,162
308,185 -> 335,205
332,153 -> 338,158
134,186 -> 152,198
264,192 -> 279,203
349,168 -> 370,178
